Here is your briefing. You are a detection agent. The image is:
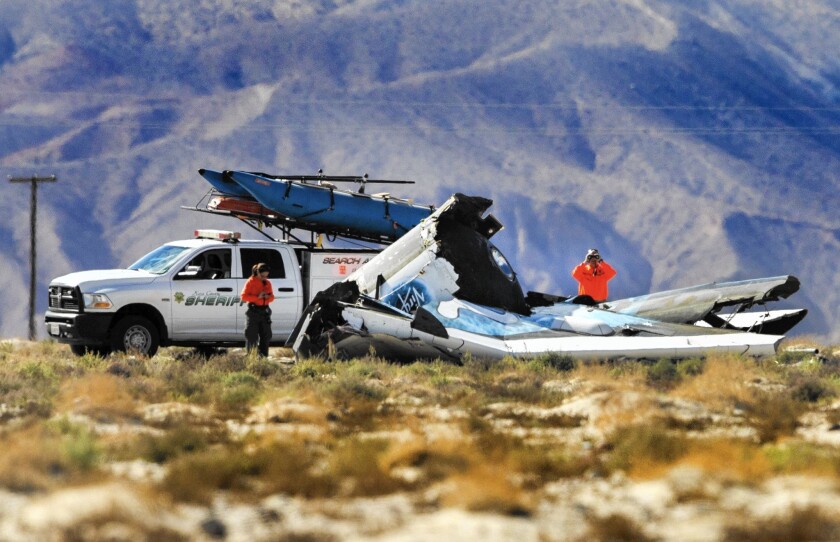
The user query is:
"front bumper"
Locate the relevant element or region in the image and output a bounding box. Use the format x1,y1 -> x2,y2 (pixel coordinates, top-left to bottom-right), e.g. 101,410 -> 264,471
44,310 -> 114,345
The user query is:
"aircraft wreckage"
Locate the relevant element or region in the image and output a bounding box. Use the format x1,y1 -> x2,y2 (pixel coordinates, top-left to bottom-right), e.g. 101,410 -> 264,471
288,194 -> 806,362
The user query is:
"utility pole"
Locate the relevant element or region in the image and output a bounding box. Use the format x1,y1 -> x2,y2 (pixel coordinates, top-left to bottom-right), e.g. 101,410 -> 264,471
8,175 -> 57,341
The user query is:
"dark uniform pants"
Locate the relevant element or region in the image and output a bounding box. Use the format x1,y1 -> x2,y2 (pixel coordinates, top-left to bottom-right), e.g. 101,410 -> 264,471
245,305 -> 272,357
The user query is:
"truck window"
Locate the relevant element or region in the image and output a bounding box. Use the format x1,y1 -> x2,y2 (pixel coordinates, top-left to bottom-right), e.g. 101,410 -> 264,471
175,248 -> 232,280
130,245 -> 192,274
241,248 -> 286,279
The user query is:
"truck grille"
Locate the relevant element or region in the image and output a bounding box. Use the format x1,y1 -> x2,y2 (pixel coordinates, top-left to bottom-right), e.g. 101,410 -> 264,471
48,286 -> 81,311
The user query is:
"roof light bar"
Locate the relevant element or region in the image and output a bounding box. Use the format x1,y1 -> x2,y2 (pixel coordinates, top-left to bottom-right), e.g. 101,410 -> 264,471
194,229 -> 241,241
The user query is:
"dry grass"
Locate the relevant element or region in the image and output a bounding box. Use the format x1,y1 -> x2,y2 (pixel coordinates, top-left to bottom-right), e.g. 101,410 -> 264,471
0,420 -> 104,492
380,437 -> 473,484
723,505 -> 840,542
3,340 -> 840,536
670,354 -> 760,409
56,374 -> 140,422
671,437 -> 774,482
571,359 -> 649,391
0,423 -> 68,492
441,464 -> 532,516
585,513 -> 656,542
604,421 -> 689,477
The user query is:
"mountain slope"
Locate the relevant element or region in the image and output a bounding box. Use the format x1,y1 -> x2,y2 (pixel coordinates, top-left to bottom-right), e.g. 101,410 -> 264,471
1,0 -> 838,340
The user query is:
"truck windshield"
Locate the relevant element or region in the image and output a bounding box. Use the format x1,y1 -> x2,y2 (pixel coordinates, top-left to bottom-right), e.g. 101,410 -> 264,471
129,245 -> 191,274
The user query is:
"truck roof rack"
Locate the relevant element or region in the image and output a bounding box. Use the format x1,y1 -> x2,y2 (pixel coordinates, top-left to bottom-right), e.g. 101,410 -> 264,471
182,190 -> 399,249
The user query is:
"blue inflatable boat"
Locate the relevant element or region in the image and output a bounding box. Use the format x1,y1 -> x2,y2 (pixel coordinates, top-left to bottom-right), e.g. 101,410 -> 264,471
197,169 -> 435,242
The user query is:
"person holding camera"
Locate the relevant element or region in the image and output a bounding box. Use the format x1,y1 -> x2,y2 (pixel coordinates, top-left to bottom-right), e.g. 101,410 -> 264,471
571,249 -> 617,302
240,262 -> 275,357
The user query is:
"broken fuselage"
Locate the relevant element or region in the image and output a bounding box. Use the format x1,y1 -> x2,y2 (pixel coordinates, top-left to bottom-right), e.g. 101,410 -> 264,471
288,194 -> 804,362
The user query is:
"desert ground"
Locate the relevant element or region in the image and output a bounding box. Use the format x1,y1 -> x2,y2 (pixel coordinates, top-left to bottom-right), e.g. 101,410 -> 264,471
2,338 -> 840,541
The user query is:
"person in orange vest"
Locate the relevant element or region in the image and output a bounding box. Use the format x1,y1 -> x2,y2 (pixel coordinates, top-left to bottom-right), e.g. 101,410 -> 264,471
240,262 -> 275,357
571,249 -> 617,303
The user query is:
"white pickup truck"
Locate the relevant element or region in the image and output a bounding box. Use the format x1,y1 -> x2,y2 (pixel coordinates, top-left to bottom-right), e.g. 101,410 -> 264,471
44,229 -> 378,356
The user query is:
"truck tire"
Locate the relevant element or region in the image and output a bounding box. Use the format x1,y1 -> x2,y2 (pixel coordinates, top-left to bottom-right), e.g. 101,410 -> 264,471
70,344 -> 112,357
111,315 -> 159,357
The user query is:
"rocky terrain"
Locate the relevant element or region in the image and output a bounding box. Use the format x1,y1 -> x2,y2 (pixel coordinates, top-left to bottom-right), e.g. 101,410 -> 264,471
1,0 -> 839,341
2,339 -> 840,540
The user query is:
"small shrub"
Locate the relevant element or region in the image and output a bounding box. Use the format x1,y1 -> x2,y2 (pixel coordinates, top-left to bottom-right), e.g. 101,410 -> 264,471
56,374 -> 138,422
482,405 -> 584,429
34,340 -> 61,357
587,514 -> 655,542
245,354 -> 283,378
671,355 -> 756,410
0,372 -> 55,417
459,352 -> 482,369
442,465 -> 531,516
327,437 -> 404,497
671,437 -> 772,483
223,371 -> 260,388
510,444 -> 593,484
63,520 -> 187,542
295,365 -> 319,379
19,361 -> 58,381
488,371 -> 547,404
746,390 -> 805,444
77,351 -> 109,370
106,356 -> 151,378
163,446 -> 253,503
292,358 -> 336,379
608,361 -> 644,380
763,442 -> 840,476
380,438 -> 473,485
605,423 -> 688,476
255,440 -> 334,498
163,436 -> 333,502
676,357 -> 705,378
0,341 -> 15,360
491,356 -> 532,374
134,424 -> 217,464
344,358 -> 388,380
789,374 -> 835,403
723,505 -> 840,542
429,372 -> 452,389
647,358 -> 678,388
324,373 -> 388,403
61,425 -> 100,471
43,417 -> 102,471
537,352 -> 577,372
467,426 -> 593,488
220,386 -> 260,411
205,351 -> 248,373
0,423 -> 66,491
157,361 -> 231,405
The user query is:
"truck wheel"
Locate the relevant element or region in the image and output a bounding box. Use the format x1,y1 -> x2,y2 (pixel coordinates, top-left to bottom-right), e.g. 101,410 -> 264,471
70,344 -> 112,357
111,316 -> 159,357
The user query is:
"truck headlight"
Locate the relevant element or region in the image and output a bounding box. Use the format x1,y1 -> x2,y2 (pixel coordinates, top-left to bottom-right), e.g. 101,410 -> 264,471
83,293 -> 113,309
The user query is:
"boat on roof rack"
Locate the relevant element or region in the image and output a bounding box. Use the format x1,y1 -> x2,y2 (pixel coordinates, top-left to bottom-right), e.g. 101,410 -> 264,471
183,168 -> 436,247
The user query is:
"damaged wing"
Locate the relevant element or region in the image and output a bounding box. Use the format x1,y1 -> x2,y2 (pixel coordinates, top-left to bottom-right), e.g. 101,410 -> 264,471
605,276 -> 806,334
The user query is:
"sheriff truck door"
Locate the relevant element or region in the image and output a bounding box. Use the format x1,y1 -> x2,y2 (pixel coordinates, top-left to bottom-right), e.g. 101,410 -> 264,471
170,247 -> 241,340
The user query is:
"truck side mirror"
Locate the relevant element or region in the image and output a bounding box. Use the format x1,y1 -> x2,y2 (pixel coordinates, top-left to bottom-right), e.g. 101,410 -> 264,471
175,265 -> 202,279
